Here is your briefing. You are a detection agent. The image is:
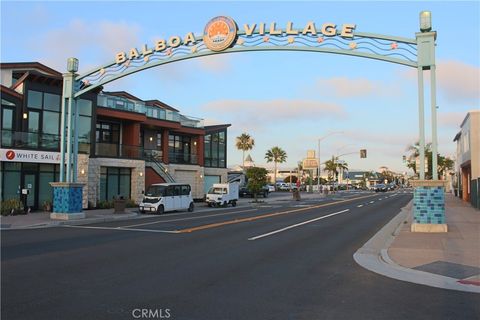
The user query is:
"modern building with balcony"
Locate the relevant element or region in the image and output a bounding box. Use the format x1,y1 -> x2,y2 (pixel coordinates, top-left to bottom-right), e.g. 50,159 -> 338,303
0,62 -> 230,210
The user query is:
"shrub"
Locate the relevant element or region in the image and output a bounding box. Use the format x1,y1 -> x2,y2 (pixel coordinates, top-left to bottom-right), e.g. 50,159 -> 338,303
1,198 -> 24,216
96,200 -> 114,209
125,199 -> 137,208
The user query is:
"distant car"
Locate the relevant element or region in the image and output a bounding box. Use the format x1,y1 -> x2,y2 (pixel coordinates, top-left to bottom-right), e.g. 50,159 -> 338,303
239,185 -> 269,198
374,184 -> 387,192
386,183 -> 396,191
267,185 -> 275,192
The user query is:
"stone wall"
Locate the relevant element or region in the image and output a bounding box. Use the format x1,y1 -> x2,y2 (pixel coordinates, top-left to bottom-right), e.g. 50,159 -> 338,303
84,158 -> 145,208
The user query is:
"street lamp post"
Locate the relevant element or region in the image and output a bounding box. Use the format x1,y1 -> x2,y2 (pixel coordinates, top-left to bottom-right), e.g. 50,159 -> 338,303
317,131 -> 343,193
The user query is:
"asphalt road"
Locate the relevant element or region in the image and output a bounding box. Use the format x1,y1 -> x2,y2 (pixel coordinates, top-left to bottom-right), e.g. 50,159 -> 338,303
2,191 -> 479,320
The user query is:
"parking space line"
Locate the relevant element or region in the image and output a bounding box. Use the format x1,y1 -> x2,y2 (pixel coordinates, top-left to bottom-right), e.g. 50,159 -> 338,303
370,201 -> 375,204
357,204 -> 364,208
63,225 -> 179,233
248,209 -> 350,241
122,208 -> 258,228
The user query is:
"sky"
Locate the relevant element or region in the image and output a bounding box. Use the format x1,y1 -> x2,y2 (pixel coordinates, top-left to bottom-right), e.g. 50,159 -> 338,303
1,0 -> 479,173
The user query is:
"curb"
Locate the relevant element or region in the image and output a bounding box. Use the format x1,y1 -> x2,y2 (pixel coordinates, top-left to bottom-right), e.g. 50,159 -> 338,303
353,200 -> 480,294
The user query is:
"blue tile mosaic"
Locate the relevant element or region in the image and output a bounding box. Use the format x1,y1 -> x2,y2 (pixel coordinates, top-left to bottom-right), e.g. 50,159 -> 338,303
52,185 -> 83,213
413,185 -> 445,224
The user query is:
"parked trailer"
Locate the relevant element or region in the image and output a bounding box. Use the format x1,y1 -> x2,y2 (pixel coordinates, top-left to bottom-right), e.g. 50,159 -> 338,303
206,183 -> 239,207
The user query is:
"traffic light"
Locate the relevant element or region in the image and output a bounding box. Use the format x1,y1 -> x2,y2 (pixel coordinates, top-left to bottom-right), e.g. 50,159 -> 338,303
360,149 -> 367,158
402,155 -> 406,162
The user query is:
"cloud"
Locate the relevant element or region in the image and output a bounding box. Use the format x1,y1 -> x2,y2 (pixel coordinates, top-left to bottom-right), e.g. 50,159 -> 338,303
401,60 -> 479,104
201,99 -> 346,129
196,54 -> 232,73
32,19 -> 141,72
437,60 -> 479,104
314,77 -> 401,98
438,111 -> 466,129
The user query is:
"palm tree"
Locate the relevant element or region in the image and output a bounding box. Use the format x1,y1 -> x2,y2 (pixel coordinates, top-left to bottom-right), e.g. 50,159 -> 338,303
235,133 -> 255,169
265,146 -> 287,188
324,156 -> 338,182
405,141 -> 432,174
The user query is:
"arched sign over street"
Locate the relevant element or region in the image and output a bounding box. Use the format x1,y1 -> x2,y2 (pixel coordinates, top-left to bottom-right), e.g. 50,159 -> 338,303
54,12 -> 443,230
74,17 -> 421,98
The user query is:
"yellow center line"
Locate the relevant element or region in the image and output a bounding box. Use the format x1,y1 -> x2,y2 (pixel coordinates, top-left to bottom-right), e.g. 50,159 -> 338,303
177,193 -> 379,233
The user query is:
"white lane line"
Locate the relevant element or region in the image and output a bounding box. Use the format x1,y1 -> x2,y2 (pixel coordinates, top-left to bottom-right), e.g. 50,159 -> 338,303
370,201 -> 375,204
123,208 -> 258,228
64,225 -> 179,234
379,198 -> 383,201
248,209 -> 350,241
357,204 -> 364,208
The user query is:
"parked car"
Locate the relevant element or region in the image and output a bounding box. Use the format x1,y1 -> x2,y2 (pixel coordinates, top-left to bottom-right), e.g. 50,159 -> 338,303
374,184 -> 387,192
239,185 -> 269,198
139,183 -> 194,214
267,185 -> 276,192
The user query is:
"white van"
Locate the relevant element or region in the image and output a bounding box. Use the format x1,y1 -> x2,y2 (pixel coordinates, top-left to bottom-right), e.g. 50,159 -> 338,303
139,183 -> 194,214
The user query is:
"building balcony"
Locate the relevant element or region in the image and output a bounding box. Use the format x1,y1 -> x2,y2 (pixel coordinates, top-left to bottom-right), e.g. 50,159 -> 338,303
97,93 -> 204,128
169,152 -> 198,165
94,144 -> 198,165
95,143 -> 143,159
1,130 -> 90,153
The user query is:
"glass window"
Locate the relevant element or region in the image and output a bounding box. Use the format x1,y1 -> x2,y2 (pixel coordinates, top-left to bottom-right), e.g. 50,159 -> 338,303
43,93 -> 60,111
165,186 -> 174,196
78,116 -> 91,143
28,111 -> 40,132
2,108 -> 13,129
1,99 -> 16,107
27,90 -> 42,109
42,111 -> 59,135
39,172 -> 54,205
181,185 -> 190,195
77,99 -> 92,116
156,133 -> 162,148
2,171 -> 21,201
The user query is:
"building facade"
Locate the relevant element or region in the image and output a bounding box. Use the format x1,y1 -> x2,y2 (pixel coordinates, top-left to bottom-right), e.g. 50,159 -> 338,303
0,62 -> 229,210
453,110 -> 479,209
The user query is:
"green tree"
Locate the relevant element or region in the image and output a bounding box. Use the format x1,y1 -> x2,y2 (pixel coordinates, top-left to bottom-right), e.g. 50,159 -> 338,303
265,146 -> 287,189
246,167 -> 268,201
405,141 -> 453,179
235,133 -> 255,169
284,175 -> 298,183
324,156 -> 338,182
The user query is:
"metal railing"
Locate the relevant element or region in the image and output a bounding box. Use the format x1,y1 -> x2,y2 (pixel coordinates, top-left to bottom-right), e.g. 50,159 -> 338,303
97,93 -> 203,128
145,154 -> 175,183
95,143 -> 143,159
168,152 -> 198,165
1,130 -> 91,153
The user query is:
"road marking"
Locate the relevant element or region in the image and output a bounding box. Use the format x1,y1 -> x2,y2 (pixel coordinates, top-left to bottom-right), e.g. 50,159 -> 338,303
122,208 -> 258,228
177,194 -> 377,234
379,198 -> 383,201
357,204 -> 363,208
64,225 -> 179,233
370,201 -> 375,204
248,209 -> 350,241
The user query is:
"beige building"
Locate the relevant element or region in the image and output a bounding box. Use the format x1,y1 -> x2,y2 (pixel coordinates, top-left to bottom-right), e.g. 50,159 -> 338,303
453,110 -> 479,209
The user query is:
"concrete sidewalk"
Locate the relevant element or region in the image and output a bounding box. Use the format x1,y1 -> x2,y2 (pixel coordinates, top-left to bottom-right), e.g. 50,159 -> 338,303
355,193 -> 480,293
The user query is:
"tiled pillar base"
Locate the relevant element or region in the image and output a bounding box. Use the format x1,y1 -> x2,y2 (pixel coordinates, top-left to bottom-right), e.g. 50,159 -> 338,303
410,180 -> 447,233
49,182 -> 85,220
